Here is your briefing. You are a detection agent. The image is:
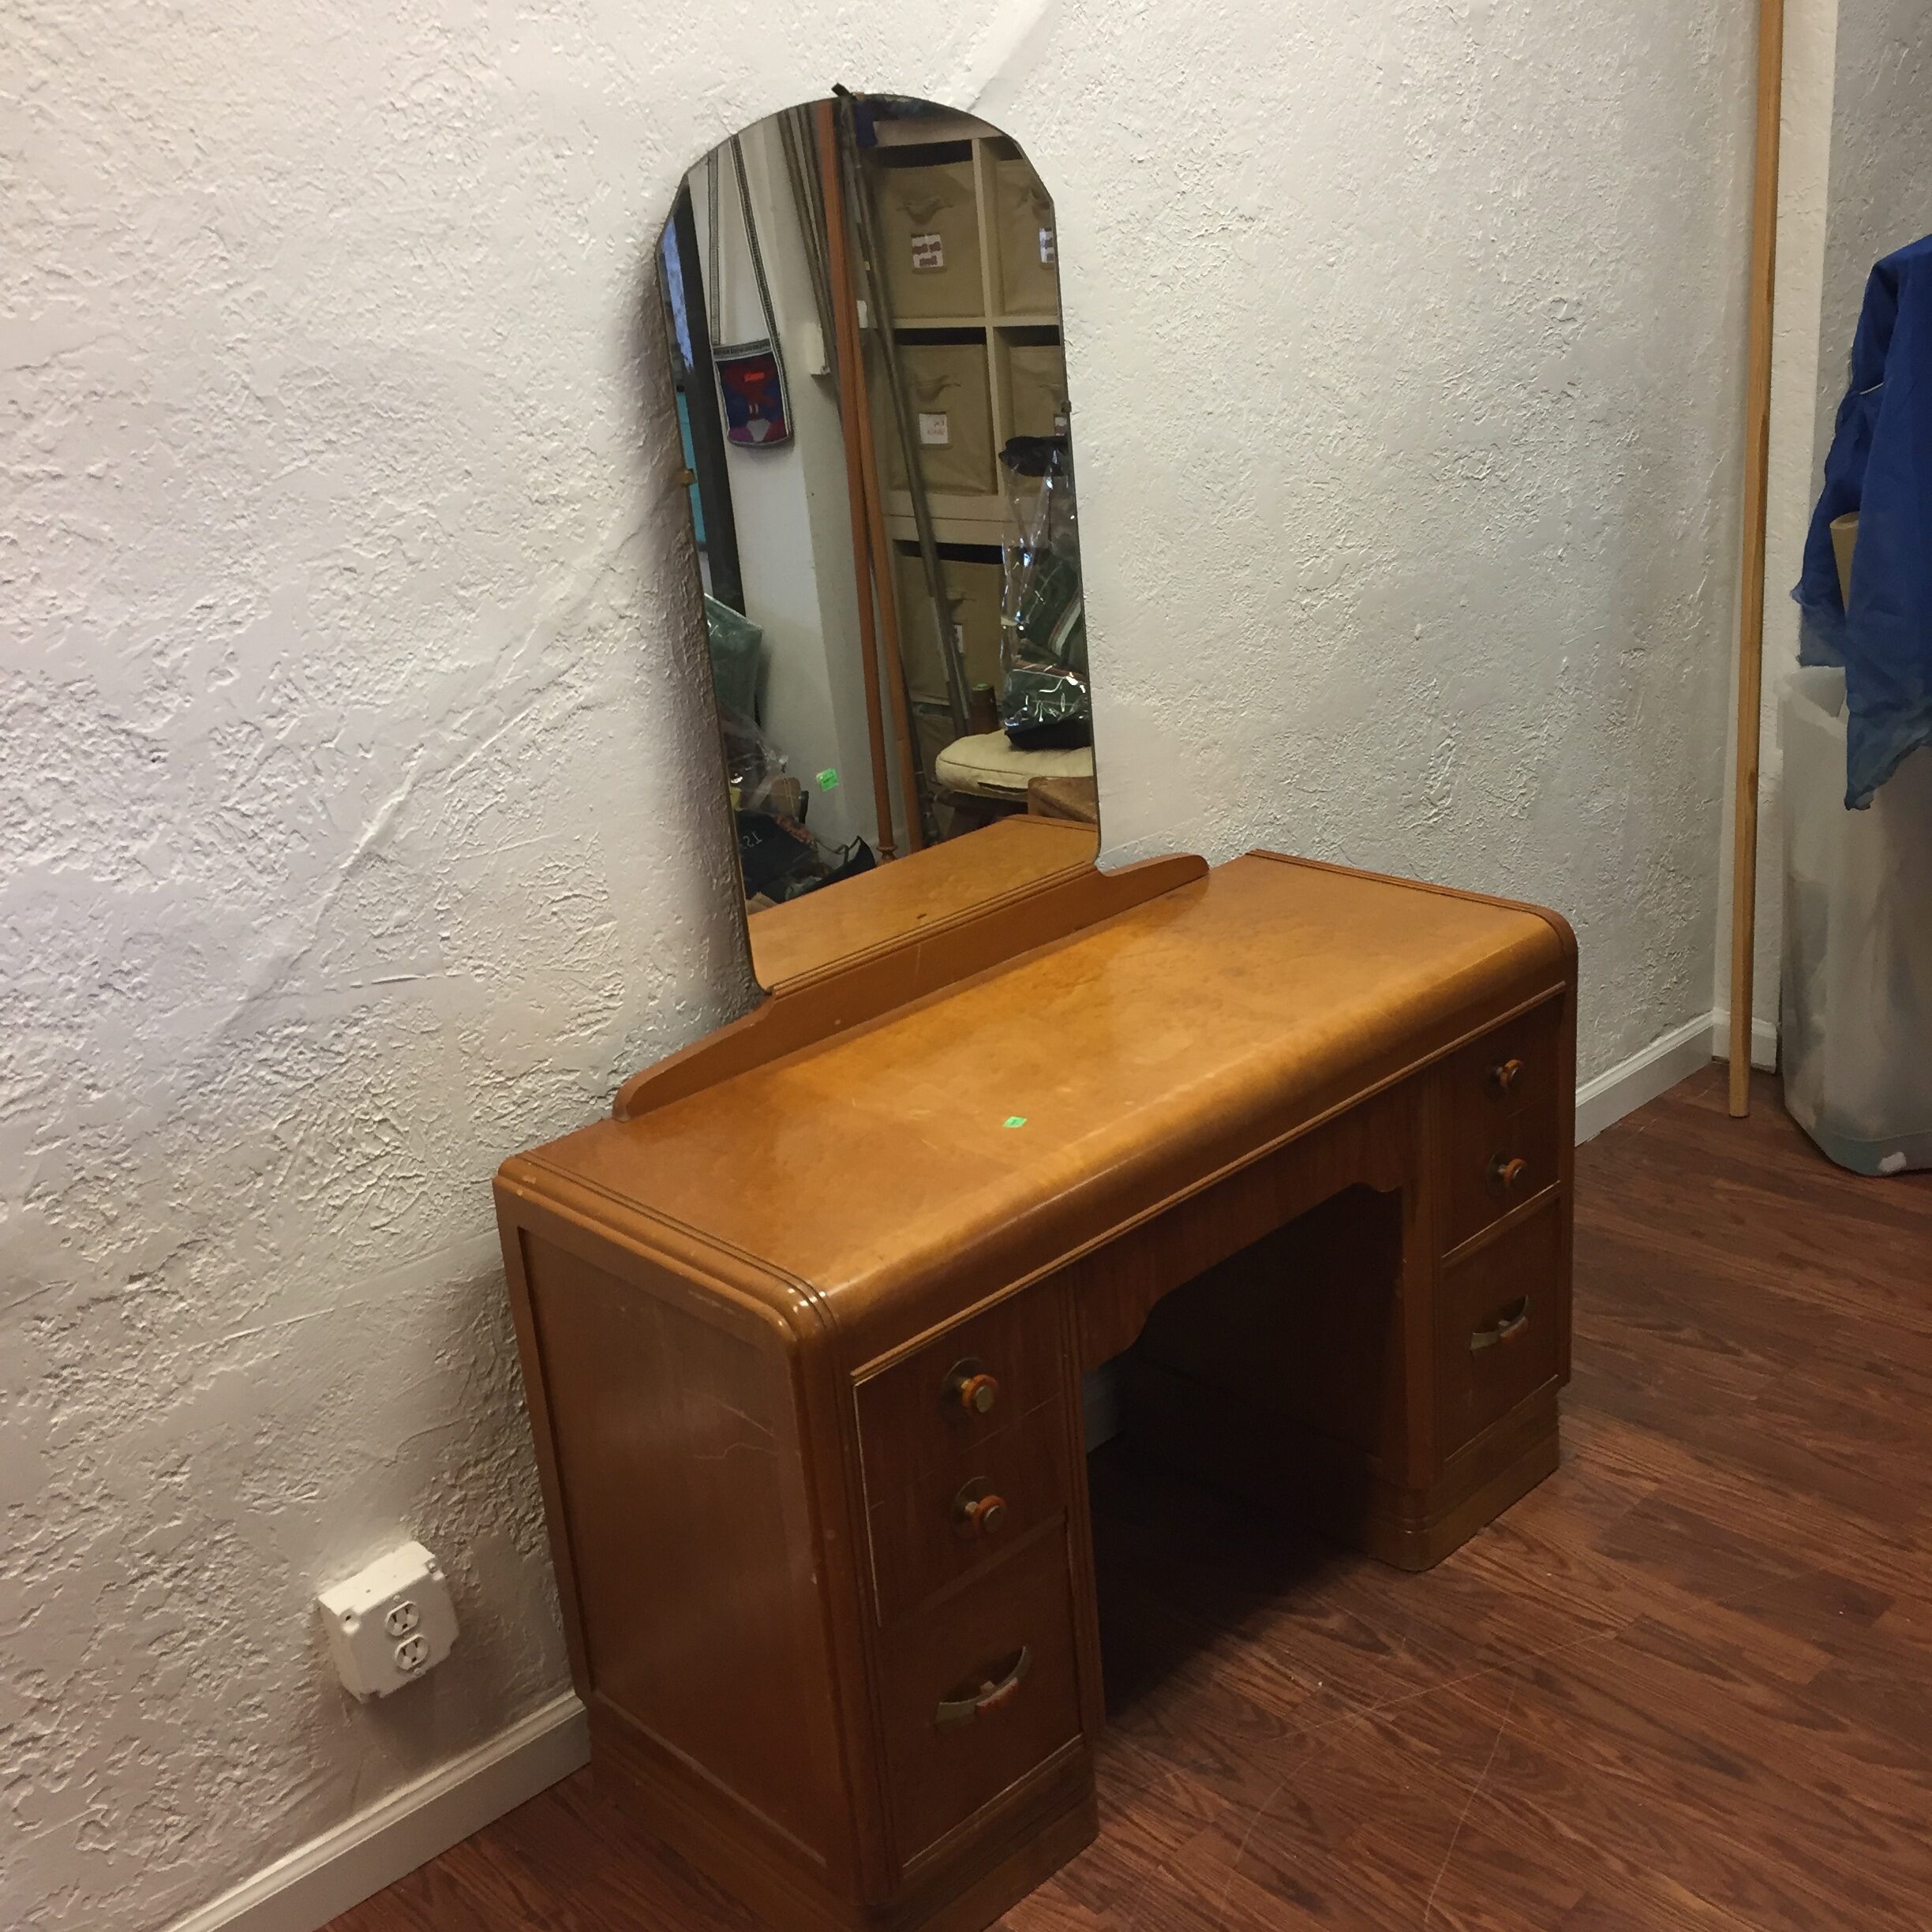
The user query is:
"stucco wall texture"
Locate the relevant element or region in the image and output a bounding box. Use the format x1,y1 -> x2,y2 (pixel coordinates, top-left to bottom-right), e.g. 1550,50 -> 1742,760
5,4 -> 1753,1927
1815,1 -> 1932,443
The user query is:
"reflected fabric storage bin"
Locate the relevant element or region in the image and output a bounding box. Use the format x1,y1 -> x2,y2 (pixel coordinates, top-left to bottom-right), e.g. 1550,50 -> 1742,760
874,158 -> 983,321
1004,338 -> 1069,442
886,342 -> 996,496
893,546 -> 1005,701
993,158 -> 1058,316
1781,666 -> 1932,1174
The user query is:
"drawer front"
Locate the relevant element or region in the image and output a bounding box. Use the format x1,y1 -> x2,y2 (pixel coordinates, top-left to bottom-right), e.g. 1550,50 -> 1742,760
856,1287 -> 1067,1506
877,1526 -> 1083,1865
1442,1002 -> 1562,1251
867,1397 -> 1070,1623
1436,1196 -> 1563,1458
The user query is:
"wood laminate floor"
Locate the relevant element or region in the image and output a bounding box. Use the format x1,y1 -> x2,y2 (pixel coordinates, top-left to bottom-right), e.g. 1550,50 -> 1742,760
326,1067 -> 1932,1932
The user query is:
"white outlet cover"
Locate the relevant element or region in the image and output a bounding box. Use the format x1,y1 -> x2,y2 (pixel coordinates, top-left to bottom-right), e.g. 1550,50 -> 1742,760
317,1540 -> 458,1701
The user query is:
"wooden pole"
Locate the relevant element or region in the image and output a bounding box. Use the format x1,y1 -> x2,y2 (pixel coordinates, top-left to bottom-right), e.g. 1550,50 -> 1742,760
1728,0 -> 1786,1118
830,102 -> 927,854
853,376 -> 929,853
815,99 -> 898,861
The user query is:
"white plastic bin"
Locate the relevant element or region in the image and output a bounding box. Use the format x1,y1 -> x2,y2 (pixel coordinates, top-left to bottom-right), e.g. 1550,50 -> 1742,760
1780,667 -> 1932,1174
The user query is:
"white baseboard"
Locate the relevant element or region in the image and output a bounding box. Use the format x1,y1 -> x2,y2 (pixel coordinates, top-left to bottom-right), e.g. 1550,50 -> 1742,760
1711,1009 -> 1780,1073
1574,1013 -> 1717,1144
1574,1008 -> 1779,1145
166,1693 -> 587,1932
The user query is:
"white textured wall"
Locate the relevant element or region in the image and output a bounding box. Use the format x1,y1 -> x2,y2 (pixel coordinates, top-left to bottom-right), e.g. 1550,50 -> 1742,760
1814,2 -> 1932,430
5,5 -> 1752,1929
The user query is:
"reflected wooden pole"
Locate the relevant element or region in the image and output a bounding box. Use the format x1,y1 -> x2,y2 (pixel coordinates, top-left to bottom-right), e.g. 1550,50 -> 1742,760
816,99 -> 898,861
1728,0 -> 1785,1117
847,324 -> 927,856
832,103 -> 927,853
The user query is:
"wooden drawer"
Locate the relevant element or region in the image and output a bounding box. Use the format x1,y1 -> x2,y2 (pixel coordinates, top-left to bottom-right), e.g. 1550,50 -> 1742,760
1441,1001 -> 1561,1250
877,1524 -> 1083,1865
867,1397 -> 1070,1623
1435,1195 -> 1563,1458
856,1287 -> 1066,1503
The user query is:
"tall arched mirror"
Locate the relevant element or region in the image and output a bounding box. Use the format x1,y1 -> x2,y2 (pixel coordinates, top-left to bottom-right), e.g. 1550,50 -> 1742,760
654,95 -> 1096,990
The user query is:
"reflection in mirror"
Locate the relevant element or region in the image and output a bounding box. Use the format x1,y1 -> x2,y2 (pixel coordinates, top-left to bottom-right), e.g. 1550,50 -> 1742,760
654,96 -> 1097,966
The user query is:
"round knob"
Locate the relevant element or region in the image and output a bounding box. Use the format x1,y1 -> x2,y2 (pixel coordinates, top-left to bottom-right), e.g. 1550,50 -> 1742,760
941,1358 -> 1002,1415
957,1372 -> 1000,1416
954,1486 -> 1009,1537
1488,1057 -> 1525,1096
1488,1155 -> 1529,1193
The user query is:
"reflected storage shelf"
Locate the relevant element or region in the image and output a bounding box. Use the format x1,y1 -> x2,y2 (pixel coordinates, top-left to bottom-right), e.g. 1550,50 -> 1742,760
864,113 -> 1069,549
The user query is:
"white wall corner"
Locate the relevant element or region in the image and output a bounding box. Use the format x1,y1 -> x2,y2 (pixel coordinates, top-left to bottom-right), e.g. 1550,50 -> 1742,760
1711,1009 -> 1782,1074
163,1695 -> 587,1932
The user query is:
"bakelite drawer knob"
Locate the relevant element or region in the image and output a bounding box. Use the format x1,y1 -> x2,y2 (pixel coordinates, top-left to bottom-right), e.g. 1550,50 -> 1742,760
954,1485 -> 1009,1537
935,1646 -> 1032,1727
1488,1155 -> 1529,1193
942,1360 -> 1001,1415
958,1373 -> 1000,1415
1470,1297 -> 1531,1352
1488,1057 -> 1526,1096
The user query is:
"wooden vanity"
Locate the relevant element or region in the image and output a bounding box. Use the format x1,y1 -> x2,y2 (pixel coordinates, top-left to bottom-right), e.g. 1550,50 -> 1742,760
494,829 -> 1575,1932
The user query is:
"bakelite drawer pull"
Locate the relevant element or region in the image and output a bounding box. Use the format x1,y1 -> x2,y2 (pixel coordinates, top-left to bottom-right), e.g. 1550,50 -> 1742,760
1488,1056 -> 1526,1097
953,1480 -> 1009,1538
1488,1155 -> 1529,1194
1470,1297 -> 1531,1353
935,1646 -> 1032,1728
942,1358 -> 1001,1416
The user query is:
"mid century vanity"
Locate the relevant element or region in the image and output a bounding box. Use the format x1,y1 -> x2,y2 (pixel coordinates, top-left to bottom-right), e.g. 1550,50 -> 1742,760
499,88 -> 1575,1931
494,820 -> 1576,1932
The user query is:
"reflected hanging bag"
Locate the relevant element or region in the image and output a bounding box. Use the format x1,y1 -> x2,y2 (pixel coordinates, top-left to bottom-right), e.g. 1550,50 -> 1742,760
709,137 -> 793,447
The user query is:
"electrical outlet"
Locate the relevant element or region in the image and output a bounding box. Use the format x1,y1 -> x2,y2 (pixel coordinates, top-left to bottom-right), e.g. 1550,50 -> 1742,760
317,1541 -> 458,1700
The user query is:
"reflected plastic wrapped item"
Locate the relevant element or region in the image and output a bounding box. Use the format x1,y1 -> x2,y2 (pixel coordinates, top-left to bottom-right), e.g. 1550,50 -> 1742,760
717,703 -> 803,824
704,596 -> 763,720
998,435 -> 1091,750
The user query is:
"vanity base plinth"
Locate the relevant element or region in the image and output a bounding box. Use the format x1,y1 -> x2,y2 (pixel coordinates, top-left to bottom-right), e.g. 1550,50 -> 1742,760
590,1695 -> 1096,1932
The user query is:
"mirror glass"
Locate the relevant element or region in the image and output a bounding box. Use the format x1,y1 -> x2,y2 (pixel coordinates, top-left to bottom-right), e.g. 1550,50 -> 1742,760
654,96 -> 1097,979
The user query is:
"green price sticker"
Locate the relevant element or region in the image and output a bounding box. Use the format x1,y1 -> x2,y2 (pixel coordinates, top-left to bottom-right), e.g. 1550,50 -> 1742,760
816,768 -> 840,792
1003,1116 -> 1028,1129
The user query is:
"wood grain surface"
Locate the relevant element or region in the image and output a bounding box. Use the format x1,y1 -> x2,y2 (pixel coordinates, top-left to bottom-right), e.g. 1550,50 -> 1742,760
546,854 -> 1567,1355
336,1065 -> 1932,1931
612,819 -> 1203,1122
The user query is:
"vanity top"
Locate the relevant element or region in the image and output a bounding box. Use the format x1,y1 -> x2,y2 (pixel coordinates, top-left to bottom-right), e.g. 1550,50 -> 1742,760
501,853 -> 1571,1353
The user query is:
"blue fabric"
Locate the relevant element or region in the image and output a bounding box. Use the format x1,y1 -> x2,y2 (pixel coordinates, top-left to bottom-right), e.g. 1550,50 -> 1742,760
1795,234 -> 1932,808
